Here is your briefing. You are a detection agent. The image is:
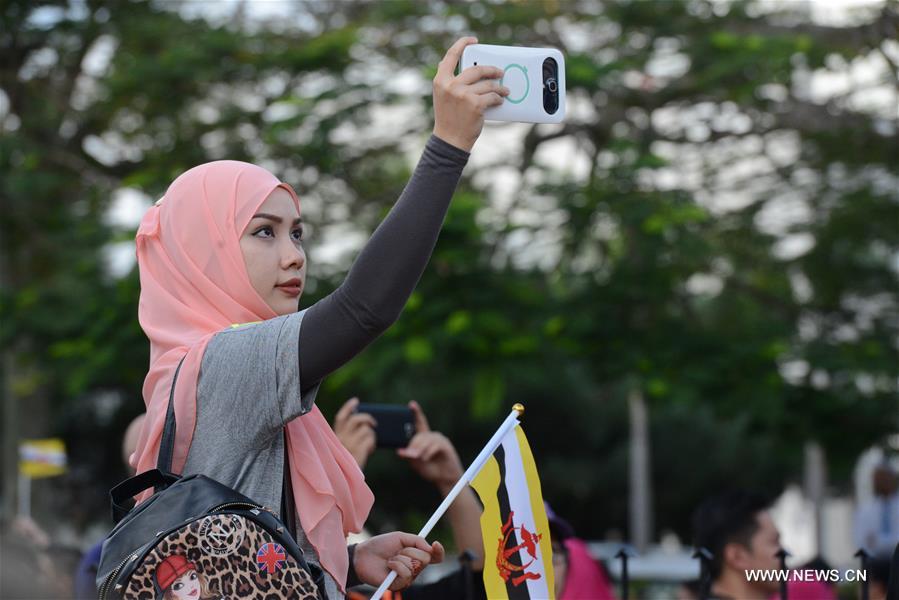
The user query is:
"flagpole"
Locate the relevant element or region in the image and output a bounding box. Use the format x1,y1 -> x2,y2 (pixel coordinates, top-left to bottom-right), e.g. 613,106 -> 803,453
369,404 -> 524,600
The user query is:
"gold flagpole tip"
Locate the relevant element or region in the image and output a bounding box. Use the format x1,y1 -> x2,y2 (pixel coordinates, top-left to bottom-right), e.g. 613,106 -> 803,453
512,403 -> 525,415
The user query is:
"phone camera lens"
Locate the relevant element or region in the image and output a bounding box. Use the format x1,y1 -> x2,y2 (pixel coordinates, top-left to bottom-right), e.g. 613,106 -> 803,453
542,57 -> 559,115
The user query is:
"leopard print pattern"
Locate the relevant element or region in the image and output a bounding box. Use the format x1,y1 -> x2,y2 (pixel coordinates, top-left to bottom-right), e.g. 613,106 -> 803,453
123,514 -> 319,599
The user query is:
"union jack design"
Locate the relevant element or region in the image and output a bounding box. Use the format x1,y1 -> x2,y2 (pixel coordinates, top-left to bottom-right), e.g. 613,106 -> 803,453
256,543 -> 286,574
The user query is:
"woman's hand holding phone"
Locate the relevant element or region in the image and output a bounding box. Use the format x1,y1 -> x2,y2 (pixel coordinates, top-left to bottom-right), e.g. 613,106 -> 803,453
333,397 -> 377,469
432,37 -> 511,152
396,401 -> 465,493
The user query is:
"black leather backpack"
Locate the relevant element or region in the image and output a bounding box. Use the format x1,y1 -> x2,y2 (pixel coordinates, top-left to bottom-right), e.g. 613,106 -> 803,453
96,359 -> 324,599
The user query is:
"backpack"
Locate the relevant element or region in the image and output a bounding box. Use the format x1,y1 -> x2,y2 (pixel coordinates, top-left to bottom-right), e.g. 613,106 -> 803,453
96,358 -> 324,599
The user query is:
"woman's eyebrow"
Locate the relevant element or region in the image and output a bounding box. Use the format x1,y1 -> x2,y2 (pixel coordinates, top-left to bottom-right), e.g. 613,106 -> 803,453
251,213 -> 303,225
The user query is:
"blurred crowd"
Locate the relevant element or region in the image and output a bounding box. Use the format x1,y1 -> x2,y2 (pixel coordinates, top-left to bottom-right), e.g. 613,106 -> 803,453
2,401 -> 896,599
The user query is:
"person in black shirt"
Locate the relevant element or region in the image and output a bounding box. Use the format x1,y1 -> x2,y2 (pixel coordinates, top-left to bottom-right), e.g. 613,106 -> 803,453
692,490 -> 782,600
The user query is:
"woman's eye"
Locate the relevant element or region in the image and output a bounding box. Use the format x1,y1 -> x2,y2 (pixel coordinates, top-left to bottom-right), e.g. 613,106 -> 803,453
254,226 -> 274,238
291,228 -> 304,243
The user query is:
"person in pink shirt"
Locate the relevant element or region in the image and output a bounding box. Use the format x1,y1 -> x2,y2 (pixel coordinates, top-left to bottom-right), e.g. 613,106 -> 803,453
545,503 -> 616,600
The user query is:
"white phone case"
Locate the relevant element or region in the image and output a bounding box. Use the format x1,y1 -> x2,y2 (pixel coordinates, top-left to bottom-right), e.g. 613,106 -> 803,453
460,44 -> 566,124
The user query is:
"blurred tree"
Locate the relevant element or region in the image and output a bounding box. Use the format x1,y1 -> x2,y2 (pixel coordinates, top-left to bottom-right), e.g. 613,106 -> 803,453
347,0 -> 899,540
0,0 -> 402,523
1,0 -> 896,548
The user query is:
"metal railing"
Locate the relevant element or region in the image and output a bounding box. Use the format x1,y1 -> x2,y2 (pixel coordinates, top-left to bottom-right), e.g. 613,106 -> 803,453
606,544 -> 889,600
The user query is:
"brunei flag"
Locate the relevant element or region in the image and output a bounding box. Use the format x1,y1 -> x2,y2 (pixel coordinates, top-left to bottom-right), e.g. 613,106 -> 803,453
470,424 -> 555,599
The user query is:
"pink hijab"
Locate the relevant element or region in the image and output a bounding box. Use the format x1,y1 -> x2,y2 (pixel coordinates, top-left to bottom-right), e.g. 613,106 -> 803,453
131,160 -> 374,591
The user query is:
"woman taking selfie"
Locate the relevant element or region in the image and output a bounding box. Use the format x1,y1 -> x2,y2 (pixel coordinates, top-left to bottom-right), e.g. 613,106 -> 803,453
129,37 -> 509,598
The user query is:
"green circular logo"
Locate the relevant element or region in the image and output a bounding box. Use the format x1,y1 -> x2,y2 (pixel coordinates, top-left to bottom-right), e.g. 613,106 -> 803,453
501,63 -> 529,104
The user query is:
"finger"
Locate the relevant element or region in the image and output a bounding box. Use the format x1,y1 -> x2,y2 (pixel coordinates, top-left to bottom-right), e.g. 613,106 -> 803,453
395,533 -> 434,554
410,557 -> 424,577
407,432 -> 431,451
437,36 -> 478,82
387,556 -> 414,589
468,80 -> 510,96
397,432 -> 429,458
457,65 -> 505,85
349,426 -> 376,448
348,413 -> 377,430
399,546 -> 432,566
392,554 -> 415,572
406,435 -> 435,459
334,397 -> 359,426
408,400 -> 430,433
479,92 -> 505,109
430,540 -> 445,564
396,446 -> 420,460
419,438 -> 445,462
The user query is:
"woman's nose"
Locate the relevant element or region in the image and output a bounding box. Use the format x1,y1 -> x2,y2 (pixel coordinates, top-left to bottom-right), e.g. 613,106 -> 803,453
280,240 -> 305,270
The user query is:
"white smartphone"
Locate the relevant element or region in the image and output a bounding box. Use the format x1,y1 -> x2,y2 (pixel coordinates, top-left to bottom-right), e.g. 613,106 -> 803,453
460,43 -> 566,124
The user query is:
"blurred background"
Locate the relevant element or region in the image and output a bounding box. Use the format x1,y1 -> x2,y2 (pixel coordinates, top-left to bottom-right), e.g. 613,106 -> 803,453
1,0 -> 897,597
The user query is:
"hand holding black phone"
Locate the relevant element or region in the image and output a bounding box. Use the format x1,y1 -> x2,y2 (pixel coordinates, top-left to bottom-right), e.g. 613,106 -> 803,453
354,403 -> 416,449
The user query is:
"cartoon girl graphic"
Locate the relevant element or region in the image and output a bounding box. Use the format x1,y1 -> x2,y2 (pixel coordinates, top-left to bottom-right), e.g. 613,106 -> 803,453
154,555 -> 223,600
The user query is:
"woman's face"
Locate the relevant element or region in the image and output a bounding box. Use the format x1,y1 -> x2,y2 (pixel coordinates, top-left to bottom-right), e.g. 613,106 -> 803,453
169,569 -> 200,599
240,187 -> 307,316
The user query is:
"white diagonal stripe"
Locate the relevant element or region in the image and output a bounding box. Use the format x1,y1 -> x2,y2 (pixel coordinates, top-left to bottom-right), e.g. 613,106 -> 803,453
501,427 -> 551,598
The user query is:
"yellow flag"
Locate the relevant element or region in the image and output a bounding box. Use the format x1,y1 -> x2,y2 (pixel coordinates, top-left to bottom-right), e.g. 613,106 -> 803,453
471,425 -> 555,599
19,438 -> 67,478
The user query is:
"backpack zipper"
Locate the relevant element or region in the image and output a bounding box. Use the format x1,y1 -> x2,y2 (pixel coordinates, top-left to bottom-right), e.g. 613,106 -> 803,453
98,552 -> 137,600
210,501 -> 263,512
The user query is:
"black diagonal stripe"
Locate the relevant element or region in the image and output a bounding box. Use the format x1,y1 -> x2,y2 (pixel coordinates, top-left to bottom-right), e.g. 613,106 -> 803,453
494,444 -> 532,600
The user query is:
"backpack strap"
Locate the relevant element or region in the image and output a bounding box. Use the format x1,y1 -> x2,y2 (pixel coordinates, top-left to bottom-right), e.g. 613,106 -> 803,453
155,355 -> 187,480
154,355 -> 300,536
110,469 -> 180,523
281,432 -> 298,533
107,357 -> 186,523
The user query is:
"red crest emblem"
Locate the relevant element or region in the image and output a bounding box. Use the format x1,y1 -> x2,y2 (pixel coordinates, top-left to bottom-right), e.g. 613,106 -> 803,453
495,511 -> 543,586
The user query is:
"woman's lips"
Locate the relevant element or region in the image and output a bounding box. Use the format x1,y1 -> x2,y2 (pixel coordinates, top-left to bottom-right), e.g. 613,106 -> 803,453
276,277 -> 302,297
277,285 -> 301,297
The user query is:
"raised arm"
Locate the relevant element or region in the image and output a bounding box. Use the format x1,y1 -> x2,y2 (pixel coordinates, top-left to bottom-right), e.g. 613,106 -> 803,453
397,401 -> 485,571
299,37 -> 508,389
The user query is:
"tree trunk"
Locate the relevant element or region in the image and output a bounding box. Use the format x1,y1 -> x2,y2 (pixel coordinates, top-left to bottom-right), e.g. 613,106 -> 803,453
804,441 -> 827,558
629,387 -> 653,552
2,350 -> 18,523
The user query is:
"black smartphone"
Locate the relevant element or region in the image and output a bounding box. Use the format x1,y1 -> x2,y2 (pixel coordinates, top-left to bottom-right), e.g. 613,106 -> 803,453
354,403 -> 415,449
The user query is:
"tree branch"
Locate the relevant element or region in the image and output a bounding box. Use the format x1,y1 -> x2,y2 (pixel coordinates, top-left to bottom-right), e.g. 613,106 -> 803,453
724,4 -> 898,52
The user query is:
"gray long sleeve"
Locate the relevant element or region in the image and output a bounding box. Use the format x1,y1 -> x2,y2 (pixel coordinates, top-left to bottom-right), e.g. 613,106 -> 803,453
299,135 -> 469,389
